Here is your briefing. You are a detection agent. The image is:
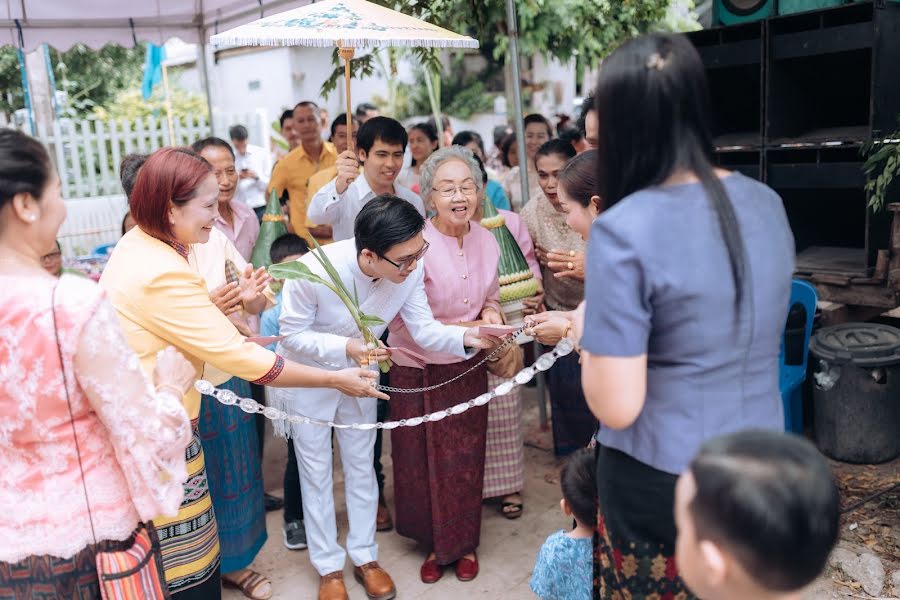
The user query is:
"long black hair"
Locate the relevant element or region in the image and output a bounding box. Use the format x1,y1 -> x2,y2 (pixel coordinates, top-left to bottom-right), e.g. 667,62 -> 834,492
594,33 -> 746,305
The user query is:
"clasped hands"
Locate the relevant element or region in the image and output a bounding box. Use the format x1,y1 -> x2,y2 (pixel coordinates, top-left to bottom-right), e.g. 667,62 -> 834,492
209,263 -> 272,316
536,245 -> 585,281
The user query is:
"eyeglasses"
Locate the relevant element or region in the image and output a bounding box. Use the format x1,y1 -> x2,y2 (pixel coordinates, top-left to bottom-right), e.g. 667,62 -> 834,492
40,250 -> 62,264
381,241 -> 430,271
432,183 -> 477,199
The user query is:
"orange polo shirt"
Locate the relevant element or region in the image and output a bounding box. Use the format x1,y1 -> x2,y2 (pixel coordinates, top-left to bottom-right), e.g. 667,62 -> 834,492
268,141 -> 337,245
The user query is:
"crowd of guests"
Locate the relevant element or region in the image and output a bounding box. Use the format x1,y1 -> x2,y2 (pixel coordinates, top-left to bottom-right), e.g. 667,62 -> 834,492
0,31 -> 845,600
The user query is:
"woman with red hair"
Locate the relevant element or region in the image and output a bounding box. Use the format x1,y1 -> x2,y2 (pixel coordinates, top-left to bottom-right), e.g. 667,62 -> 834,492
100,147 -> 386,600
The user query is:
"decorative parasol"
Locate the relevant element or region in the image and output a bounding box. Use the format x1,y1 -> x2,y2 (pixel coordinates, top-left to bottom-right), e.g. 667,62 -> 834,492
210,0 -> 478,149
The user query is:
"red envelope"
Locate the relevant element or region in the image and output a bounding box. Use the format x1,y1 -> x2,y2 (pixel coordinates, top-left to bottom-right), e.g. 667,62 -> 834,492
476,324 -> 520,337
246,336 -> 285,346
386,347 -> 428,369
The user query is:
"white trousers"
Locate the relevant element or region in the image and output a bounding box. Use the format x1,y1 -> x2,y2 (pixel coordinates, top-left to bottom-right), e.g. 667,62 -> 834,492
290,394 -> 379,576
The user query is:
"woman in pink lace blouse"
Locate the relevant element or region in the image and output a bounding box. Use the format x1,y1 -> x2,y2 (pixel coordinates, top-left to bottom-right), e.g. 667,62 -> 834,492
0,129 -> 196,598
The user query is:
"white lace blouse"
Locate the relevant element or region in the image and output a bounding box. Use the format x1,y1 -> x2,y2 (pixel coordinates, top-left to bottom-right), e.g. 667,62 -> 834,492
0,273 -> 191,563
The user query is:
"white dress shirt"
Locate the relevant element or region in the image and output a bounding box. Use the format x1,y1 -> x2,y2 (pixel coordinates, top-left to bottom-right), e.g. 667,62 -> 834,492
278,239 -> 468,374
307,174 -> 425,242
234,143 -> 271,209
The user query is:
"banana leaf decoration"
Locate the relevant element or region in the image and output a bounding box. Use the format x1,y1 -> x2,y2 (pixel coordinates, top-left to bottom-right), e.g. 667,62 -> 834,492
250,189 -> 289,269
480,195 -> 540,304
269,238 -> 392,373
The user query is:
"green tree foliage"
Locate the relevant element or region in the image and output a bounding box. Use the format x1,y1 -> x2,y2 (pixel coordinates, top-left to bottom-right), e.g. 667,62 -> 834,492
0,43 -> 145,117
93,88 -> 209,122
319,0 -> 680,107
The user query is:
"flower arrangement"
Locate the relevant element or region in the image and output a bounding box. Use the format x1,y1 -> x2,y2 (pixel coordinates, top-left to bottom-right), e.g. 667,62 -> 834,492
480,196 -> 540,308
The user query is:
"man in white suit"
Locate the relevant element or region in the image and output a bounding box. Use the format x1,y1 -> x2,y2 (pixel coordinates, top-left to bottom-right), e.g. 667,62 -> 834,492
277,195 -> 496,600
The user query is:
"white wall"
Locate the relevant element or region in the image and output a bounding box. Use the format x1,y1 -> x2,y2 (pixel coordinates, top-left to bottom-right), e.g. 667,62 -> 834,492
531,54 -> 579,120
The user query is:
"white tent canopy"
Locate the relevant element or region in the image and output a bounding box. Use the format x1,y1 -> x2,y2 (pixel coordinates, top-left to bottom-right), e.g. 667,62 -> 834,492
0,0 -> 311,51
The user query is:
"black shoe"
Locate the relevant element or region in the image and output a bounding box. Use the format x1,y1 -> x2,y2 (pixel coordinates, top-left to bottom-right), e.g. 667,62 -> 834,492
265,493 -> 284,512
283,519 -> 308,550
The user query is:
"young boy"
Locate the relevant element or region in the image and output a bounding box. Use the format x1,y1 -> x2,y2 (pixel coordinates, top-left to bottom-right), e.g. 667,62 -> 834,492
530,448 -> 595,600
259,233 -> 310,551
675,430 -> 840,600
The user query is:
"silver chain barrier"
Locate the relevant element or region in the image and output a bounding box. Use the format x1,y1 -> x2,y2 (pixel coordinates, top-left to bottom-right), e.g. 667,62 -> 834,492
194,337 -> 575,430
376,326 -> 527,393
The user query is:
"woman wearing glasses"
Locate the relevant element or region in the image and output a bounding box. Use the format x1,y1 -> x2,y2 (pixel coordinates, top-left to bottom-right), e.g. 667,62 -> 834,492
388,146 -> 503,584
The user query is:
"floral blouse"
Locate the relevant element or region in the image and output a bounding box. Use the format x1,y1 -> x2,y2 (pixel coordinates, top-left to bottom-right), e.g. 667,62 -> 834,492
0,273 -> 191,563
530,530 -> 592,600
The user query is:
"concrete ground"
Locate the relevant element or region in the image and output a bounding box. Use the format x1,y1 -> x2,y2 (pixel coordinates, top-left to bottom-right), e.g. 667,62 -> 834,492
222,390 -> 889,600
225,388 -> 566,600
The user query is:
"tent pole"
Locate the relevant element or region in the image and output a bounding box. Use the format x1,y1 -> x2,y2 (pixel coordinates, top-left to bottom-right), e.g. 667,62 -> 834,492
506,0 -> 549,429
198,35 -> 215,134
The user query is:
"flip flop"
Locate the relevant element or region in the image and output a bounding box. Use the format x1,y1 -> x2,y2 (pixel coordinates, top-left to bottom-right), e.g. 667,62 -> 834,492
500,496 -> 524,520
222,569 -> 273,600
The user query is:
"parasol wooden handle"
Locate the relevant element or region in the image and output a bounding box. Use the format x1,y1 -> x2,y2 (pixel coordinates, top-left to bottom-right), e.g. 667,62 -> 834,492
339,46 -> 355,153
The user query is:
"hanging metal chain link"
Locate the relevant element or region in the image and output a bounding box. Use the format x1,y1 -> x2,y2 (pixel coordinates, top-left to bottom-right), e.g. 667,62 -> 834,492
375,326 -> 527,394
194,337 -> 576,431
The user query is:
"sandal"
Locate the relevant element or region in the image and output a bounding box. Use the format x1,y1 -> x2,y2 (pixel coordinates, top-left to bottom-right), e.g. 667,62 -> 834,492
222,569 -> 273,600
500,494 -> 524,520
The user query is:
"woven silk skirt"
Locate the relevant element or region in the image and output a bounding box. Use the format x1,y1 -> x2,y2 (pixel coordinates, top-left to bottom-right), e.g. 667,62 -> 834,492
390,356 -> 489,565
153,423 -> 221,596
593,446 -> 697,600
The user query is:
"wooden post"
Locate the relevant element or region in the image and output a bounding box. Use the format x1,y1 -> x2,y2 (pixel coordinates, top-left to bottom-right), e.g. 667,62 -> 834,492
339,46 -> 355,153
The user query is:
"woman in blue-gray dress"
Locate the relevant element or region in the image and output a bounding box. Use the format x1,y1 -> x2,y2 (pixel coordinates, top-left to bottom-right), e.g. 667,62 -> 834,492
575,33 -> 795,599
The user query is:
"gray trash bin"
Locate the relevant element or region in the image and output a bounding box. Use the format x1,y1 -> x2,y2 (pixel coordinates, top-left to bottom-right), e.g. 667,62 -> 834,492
810,323 -> 900,464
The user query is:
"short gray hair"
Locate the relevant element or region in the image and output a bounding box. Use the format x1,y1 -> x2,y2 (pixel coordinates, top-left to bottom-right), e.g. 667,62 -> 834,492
419,145 -> 485,201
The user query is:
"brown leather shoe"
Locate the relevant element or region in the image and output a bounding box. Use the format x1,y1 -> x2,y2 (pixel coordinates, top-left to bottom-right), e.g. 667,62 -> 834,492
353,562 -> 396,600
376,494 -> 393,532
318,571 -> 348,600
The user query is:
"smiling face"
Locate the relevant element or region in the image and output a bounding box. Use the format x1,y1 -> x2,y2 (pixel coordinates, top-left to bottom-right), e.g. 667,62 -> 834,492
363,232 -> 427,283
430,159 -> 478,227
558,185 -> 600,240
199,145 -> 238,207
169,173 -> 220,245
524,122 -> 551,161
359,139 -> 405,192
409,128 -> 437,164
536,152 -> 569,212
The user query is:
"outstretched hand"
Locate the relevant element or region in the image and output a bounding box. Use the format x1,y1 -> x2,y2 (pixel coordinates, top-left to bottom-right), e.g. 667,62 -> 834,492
333,368 -> 389,401
239,264 -> 272,307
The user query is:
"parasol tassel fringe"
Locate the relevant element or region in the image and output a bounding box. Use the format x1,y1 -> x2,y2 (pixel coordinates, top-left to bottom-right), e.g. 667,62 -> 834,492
211,36 -> 478,49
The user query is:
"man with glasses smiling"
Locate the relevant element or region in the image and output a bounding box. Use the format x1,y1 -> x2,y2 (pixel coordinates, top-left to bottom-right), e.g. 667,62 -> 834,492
276,195 -> 498,600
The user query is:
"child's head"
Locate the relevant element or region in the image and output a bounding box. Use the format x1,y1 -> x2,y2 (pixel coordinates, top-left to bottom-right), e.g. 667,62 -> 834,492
675,430 -> 840,600
560,448 -> 597,529
270,233 -> 310,265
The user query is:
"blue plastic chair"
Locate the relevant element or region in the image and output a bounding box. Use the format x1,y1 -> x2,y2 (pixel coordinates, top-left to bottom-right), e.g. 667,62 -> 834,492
91,243 -> 116,257
779,279 -> 817,433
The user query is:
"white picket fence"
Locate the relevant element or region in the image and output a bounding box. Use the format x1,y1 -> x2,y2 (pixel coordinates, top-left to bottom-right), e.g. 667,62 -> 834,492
23,109 -> 270,200
4,109 -> 271,254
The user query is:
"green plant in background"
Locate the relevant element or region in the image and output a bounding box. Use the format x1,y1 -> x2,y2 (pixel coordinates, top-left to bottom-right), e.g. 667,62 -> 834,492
862,120 -> 900,212
92,87 -> 208,121
268,240 -> 391,372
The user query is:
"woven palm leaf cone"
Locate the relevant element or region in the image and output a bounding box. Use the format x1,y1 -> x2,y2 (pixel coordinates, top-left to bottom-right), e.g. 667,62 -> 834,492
250,189 -> 289,268
479,195 -> 539,325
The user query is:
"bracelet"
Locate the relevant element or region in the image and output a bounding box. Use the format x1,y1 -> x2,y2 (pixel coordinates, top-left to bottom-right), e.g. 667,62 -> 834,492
562,322 -> 573,339
156,383 -> 185,398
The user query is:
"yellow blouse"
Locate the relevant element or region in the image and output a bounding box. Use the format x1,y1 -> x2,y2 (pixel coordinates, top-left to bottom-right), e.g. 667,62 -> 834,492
100,227 -> 282,418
